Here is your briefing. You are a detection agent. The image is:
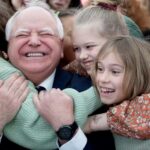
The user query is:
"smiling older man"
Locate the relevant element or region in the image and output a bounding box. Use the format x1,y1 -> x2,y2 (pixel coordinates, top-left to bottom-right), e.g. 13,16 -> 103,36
0,4 -> 95,150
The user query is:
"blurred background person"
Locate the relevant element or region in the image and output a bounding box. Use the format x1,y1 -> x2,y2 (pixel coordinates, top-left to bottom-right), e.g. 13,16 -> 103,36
80,0 -> 91,7
58,8 -> 78,67
0,1 -> 14,58
46,0 -> 81,11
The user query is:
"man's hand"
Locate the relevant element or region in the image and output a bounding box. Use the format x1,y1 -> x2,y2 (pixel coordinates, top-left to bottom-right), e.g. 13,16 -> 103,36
83,113 -> 109,134
0,73 -> 29,133
33,88 -> 75,131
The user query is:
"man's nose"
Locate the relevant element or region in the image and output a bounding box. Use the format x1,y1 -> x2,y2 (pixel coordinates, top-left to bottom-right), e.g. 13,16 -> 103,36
28,34 -> 41,47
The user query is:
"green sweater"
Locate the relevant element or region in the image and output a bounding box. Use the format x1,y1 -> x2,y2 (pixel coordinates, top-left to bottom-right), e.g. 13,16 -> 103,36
0,58 -> 100,150
124,16 -> 144,39
114,134 -> 150,150
1,58 -> 149,150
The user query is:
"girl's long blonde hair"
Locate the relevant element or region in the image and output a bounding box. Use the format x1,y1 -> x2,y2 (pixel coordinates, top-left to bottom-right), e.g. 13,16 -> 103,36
74,5 -> 129,39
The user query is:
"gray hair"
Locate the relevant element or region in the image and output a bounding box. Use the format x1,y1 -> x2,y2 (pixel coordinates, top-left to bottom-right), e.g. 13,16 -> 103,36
5,3 -> 64,41
91,0 -> 122,5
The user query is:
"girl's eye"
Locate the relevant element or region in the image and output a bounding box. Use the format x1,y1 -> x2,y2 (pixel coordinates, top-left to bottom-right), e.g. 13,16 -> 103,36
97,66 -> 103,72
112,70 -> 121,75
73,47 -> 80,52
86,45 -> 95,49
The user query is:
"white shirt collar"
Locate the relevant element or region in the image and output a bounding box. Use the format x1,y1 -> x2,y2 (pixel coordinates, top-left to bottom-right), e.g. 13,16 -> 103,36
38,69 -> 56,91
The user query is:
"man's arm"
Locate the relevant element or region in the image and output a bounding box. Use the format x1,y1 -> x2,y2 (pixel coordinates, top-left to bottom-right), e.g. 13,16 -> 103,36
33,88 -> 101,150
0,58 -> 101,149
33,89 -> 86,150
58,128 -> 87,150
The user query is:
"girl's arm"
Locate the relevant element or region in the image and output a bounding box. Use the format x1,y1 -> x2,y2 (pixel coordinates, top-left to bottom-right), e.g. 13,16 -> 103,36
0,57 -> 101,149
83,113 -> 109,133
84,94 -> 150,139
107,94 -> 150,140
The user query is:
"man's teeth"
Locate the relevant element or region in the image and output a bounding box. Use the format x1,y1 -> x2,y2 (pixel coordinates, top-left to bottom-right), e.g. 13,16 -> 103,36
26,52 -> 44,57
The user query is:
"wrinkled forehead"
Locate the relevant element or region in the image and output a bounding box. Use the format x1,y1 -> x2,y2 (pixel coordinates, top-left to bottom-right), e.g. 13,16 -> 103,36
13,6 -> 57,30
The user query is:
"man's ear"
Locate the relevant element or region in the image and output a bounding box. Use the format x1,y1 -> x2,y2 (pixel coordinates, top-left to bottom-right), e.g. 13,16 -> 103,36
1,51 -> 8,60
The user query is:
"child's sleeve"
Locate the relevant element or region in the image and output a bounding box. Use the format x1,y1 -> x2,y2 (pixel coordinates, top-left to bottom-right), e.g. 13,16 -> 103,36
107,94 -> 150,139
0,58 -> 101,149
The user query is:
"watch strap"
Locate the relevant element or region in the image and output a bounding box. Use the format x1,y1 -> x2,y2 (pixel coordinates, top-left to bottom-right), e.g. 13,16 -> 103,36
56,121 -> 78,140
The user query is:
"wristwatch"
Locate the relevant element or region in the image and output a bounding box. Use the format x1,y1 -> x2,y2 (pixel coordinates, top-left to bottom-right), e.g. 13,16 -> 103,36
56,121 -> 78,140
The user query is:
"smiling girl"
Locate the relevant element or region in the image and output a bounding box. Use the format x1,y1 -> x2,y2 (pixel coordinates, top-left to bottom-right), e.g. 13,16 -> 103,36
84,36 -> 150,142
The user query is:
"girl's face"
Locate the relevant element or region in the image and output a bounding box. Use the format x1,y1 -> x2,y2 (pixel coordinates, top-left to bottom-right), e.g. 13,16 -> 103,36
48,0 -> 71,11
11,0 -> 31,10
72,25 -> 107,75
95,51 -> 125,105
80,0 -> 91,7
11,0 -> 22,9
60,16 -> 75,65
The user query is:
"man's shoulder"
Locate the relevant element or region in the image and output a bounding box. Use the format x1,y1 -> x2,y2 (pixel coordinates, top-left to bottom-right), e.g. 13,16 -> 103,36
53,68 -> 92,91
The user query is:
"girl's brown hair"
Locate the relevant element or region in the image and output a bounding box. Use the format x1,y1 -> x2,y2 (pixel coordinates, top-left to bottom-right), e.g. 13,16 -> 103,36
0,1 -> 14,53
93,36 -> 150,100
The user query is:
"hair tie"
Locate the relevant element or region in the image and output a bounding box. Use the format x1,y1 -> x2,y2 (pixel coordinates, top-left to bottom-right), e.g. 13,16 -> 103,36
97,2 -> 117,11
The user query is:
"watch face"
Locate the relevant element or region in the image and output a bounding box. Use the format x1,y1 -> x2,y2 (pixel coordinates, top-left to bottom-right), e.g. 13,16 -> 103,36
57,122 -> 78,140
57,126 -> 73,140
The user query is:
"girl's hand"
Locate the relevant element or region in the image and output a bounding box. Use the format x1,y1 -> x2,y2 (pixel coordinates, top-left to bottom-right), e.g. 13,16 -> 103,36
83,113 -> 109,134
